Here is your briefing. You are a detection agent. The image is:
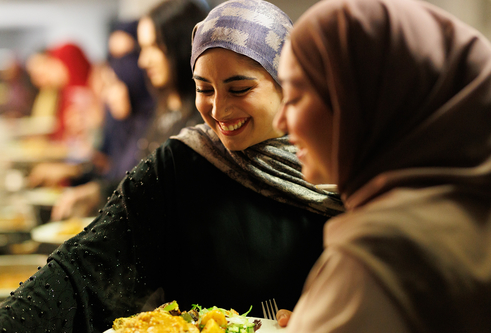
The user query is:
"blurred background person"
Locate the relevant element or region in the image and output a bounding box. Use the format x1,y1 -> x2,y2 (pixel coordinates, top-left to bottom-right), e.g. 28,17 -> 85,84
51,21 -> 157,220
23,42 -> 96,169
27,43 -> 93,144
99,21 -> 156,183
25,43 -> 97,187
25,49 -> 60,133
0,50 -> 37,118
136,0 -> 208,157
28,21 -> 156,220
48,0 -> 210,220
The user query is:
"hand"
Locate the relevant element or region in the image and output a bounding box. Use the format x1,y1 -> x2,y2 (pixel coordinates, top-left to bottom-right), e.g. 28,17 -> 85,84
28,162 -> 81,187
276,309 -> 292,327
50,181 -> 102,221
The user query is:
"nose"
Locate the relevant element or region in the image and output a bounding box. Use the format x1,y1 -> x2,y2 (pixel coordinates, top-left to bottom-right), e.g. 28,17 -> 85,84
137,50 -> 148,69
210,93 -> 230,120
273,102 -> 288,134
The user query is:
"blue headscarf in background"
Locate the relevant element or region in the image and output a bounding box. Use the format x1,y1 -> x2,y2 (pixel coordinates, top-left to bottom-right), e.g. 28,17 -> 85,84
100,21 -> 156,181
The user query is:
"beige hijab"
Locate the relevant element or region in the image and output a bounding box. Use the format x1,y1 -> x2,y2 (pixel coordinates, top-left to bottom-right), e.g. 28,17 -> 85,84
291,0 -> 491,208
290,0 -> 491,331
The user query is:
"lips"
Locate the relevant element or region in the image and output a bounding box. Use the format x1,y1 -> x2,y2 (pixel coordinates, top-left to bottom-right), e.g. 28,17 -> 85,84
289,138 -> 306,162
217,118 -> 250,135
296,148 -> 307,162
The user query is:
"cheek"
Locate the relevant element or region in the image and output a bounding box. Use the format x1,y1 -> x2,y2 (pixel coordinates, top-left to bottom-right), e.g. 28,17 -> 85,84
138,50 -> 148,68
309,117 -> 333,179
195,97 -> 211,118
288,109 -> 311,138
250,91 -> 281,126
308,111 -> 331,151
146,50 -> 160,67
158,54 -> 171,74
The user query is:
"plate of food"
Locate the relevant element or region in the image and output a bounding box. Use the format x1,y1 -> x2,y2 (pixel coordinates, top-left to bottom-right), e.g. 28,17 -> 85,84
0,254 -> 48,300
0,136 -> 67,164
104,301 -> 284,333
0,205 -> 36,232
30,216 -> 94,244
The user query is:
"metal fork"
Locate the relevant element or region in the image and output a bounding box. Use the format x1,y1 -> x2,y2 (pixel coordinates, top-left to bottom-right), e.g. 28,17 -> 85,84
261,298 -> 279,320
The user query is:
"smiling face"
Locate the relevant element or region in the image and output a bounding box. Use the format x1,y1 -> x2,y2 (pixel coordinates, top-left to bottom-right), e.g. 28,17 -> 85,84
27,53 -> 69,89
137,17 -> 171,88
193,48 -> 284,151
274,41 -> 333,184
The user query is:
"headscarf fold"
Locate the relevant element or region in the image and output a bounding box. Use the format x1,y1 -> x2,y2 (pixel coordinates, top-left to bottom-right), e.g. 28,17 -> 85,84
290,0 -> 491,209
173,124 -> 344,217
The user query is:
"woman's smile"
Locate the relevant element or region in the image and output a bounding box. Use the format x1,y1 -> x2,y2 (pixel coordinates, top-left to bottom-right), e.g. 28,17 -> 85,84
217,117 -> 250,135
193,48 -> 283,151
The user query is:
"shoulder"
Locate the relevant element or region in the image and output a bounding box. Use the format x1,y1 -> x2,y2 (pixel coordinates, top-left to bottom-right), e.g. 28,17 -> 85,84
157,138 -> 209,165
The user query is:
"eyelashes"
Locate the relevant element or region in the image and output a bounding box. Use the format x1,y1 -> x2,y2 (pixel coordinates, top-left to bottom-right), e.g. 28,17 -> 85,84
196,87 -> 252,95
229,87 -> 251,94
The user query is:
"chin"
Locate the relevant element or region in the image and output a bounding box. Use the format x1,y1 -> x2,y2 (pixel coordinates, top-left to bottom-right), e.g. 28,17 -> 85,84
213,128 -> 252,151
301,166 -> 327,185
221,139 -> 249,151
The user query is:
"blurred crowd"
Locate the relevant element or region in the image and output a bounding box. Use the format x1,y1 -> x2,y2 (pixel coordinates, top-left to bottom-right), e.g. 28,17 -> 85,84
0,0 -> 209,223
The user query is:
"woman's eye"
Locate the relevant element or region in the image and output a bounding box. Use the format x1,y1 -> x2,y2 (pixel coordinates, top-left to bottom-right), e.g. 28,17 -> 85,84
230,87 -> 251,94
196,87 -> 213,94
283,96 -> 301,106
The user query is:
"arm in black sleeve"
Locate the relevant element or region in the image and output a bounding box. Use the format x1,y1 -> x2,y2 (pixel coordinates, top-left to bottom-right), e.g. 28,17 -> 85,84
0,145 -> 171,332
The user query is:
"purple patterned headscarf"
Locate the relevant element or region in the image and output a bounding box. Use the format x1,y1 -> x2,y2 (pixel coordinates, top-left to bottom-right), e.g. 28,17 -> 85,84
190,0 -> 292,85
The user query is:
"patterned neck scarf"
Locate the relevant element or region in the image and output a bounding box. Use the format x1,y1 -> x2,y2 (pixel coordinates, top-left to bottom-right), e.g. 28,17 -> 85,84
172,124 -> 344,217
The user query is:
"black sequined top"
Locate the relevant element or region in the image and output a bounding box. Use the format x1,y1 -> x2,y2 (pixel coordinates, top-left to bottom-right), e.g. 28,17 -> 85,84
0,139 -> 327,332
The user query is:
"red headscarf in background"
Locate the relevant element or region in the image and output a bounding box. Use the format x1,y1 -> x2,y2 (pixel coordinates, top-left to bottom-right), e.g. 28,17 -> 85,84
47,43 -> 92,140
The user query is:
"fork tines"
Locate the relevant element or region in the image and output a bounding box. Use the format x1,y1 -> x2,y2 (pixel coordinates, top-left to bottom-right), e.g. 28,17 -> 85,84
261,298 -> 279,320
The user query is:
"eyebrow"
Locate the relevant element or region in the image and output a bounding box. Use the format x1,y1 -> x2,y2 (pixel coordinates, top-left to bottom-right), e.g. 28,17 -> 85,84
279,77 -> 305,88
192,74 -> 257,83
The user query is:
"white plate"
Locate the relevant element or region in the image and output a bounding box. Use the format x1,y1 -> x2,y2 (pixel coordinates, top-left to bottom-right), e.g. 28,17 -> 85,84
104,317 -> 284,332
24,187 -> 64,206
0,204 -> 37,232
30,217 -> 94,244
252,317 -> 284,331
315,184 -> 338,192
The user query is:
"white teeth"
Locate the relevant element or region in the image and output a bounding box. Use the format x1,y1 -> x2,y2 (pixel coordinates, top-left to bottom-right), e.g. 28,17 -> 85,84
221,119 -> 246,131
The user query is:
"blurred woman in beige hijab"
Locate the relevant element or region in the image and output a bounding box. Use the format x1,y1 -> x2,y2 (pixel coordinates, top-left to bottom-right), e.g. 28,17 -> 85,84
274,0 -> 491,331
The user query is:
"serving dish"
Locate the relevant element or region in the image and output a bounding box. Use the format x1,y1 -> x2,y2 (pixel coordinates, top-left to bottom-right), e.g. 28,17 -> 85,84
0,207 -> 36,232
24,187 -> 64,207
31,217 -> 94,244
0,254 -> 48,300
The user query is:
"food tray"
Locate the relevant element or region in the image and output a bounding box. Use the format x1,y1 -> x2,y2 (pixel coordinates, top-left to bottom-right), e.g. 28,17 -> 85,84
0,254 -> 48,300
